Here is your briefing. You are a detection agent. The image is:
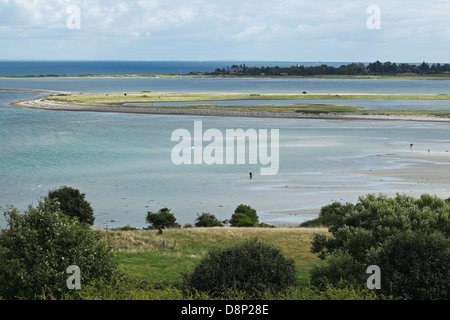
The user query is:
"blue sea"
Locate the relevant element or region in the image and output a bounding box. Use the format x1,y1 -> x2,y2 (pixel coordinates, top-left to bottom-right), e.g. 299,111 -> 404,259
1,61 -> 449,229
0,60 -> 351,77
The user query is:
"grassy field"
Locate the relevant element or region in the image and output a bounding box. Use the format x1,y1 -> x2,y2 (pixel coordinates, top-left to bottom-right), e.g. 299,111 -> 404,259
97,227 -> 329,287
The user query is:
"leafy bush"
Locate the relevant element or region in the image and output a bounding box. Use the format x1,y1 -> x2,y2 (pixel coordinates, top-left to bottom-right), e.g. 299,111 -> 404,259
310,250 -> 366,289
47,186 -> 95,226
146,208 -> 179,234
310,193 -> 450,293
185,239 -> 296,298
312,193 -> 450,260
0,198 -> 119,300
230,204 -> 259,227
194,213 -> 223,227
300,201 -> 355,228
369,232 -> 450,300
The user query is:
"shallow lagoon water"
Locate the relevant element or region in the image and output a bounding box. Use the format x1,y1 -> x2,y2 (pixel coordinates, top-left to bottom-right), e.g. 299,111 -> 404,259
1,76 -> 450,95
1,77 -> 450,228
127,99 -> 450,111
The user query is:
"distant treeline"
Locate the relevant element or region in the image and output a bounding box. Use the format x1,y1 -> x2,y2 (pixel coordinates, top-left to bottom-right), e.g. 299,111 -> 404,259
205,61 -> 450,76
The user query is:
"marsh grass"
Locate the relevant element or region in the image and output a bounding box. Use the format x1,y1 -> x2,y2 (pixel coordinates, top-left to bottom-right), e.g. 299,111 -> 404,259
46,91 -> 450,105
45,92 -> 450,118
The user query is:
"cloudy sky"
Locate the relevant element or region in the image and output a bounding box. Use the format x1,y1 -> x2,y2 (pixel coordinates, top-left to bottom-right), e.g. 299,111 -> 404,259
0,0 -> 449,62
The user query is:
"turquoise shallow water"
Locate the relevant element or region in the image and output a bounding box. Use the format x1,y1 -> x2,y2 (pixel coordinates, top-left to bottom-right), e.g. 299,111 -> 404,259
1,78 -> 450,228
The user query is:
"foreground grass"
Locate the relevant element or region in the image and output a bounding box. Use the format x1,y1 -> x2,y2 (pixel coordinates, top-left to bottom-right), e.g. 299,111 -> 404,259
97,227 -> 329,288
75,226 -> 385,300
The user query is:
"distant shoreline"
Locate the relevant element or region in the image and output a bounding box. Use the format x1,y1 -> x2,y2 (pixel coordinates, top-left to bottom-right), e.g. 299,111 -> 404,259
2,73 -> 450,80
0,88 -> 75,95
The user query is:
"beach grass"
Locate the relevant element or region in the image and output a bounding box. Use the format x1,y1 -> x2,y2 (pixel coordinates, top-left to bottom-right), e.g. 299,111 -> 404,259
97,227 -> 329,287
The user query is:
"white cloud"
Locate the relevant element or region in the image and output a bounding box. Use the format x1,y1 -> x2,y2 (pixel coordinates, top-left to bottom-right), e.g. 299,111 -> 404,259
231,25 -> 268,41
0,0 -> 449,61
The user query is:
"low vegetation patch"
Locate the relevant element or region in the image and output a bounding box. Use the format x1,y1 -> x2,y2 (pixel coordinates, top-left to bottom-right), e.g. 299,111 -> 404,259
2,189 -> 448,300
43,91 -> 450,119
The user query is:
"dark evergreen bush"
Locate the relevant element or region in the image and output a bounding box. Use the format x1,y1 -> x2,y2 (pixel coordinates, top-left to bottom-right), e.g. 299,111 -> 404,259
194,213 -> 223,227
185,239 -> 296,297
47,186 -> 95,226
370,232 -> 450,300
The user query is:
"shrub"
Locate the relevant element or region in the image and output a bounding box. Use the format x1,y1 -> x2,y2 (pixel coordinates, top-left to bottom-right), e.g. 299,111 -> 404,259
230,204 -> 259,227
369,232 -> 450,300
194,213 -> 223,227
310,193 -> 450,291
0,198 -> 119,300
310,250 -> 366,289
146,208 -> 179,234
47,186 -> 95,226
311,193 -> 450,261
185,239 -> 296,298
300,202 -> 354,228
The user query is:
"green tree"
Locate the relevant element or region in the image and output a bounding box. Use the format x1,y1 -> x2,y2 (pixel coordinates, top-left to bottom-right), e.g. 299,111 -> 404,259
230,204 -> 259,227
0,198 -> 119,300
194,213 -> 223,227
185,239 -> 296,298
146,208 -> 179,234
369,232 -> 450,300
310,193 -> 450,291
47,186 -> 95,226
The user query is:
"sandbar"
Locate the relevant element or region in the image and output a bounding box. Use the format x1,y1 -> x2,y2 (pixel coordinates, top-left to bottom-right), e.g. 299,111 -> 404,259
11,97 -> 450,122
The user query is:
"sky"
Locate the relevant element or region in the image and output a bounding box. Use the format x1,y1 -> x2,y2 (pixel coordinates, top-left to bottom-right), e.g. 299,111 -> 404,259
0,0 -> 449,62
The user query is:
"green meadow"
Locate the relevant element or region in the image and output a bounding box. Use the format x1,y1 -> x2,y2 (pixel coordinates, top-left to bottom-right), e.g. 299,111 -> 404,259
99,227 -> 329,288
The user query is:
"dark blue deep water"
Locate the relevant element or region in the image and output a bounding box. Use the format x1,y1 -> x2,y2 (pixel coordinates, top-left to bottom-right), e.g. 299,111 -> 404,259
0,60 -> 348,77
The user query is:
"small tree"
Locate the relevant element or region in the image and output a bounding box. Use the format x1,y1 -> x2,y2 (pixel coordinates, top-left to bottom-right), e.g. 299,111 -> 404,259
47,186 -> 95,226
0,198 -> 119,300
230,204 -> 259,227
146,208 -> 178,234
194,213 -> 223,228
